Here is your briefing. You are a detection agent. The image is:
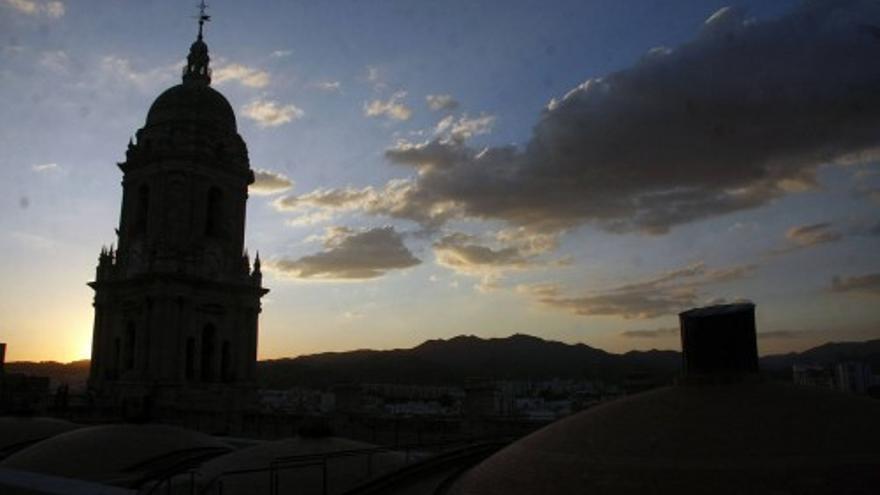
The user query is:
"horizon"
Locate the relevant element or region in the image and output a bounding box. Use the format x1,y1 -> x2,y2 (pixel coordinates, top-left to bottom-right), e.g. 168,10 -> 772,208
6,331 -> 879,365
2,0 -> 879,362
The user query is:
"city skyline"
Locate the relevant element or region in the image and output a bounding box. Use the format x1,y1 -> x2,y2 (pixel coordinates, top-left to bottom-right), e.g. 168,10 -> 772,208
1,0 -> 879,362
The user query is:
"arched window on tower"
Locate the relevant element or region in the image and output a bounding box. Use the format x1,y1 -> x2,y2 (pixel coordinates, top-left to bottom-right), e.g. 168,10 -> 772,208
134,184 -> 149,235
201,324 -> 216,382
185,337 -> 195,381
110,337 -> 121,379
205,187 -> 224,238
124,321 -> 136,371
221,341 -> 233,383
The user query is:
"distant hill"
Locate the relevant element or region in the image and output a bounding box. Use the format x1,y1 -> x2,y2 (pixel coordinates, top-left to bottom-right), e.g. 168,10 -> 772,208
257,334 -> 681,388
760,339 -> 880,374
6,336 -> 880,390
257,335 -> 880,388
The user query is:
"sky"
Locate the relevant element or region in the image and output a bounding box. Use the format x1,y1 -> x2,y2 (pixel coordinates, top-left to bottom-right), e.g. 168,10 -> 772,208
1,0 -> 879,362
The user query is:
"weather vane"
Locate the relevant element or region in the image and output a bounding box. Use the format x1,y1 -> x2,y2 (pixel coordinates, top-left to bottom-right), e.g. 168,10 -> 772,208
196,0 -> 211,40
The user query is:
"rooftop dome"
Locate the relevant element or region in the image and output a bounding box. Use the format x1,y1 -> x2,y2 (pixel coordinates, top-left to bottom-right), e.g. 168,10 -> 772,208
145,83 -> 237,132
0,424 -> 231,486
451,383 -> 880,495
0,417 -> 81,458
450,303 -> 880,494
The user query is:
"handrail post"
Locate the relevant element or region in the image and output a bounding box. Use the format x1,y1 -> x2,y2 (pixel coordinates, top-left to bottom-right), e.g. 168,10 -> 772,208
322,458 -> 328,495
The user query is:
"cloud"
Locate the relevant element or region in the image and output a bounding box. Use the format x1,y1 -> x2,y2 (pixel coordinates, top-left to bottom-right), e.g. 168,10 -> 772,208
271,50 -> 292,58
364,65 -> 387,90
519,262 -> 756,319
242,99 -> 304,127
44,0 -> 61,17
364,91 -> 412,121
621,327 -> 678,338
433,233 -> 533,284
99,56 -> 177,91
758,330 -> 813,340
273,180 -> 458,228
312,81 -> 341,92
770,222 -> 844,255
250,169 -> 293,195
4,0 -> 62,18
622,327 -> 813,340
267,226 -> 421,280
786,222 -> 843,247
385,139 -> 473,172
274,186 -> 374,212
31,162 -> 59,173
303,2 -> 880,235
854,183 -> 880,204
831,273 -> 880,296
432,230 -> 560,290
39,50 -> 69,72
5,0 -> 37,14
426,94 -> 459,111
434,114 -> 495,141
213,63 -> 270,88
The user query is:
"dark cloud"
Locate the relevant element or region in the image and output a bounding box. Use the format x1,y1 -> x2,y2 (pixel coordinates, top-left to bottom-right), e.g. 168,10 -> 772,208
250,169 -> 293,195
267,226 -> 420,280
831,273 -> 880,295
289,1 -> 880,234
520,262 -> 756,319
621,327 -> 678,338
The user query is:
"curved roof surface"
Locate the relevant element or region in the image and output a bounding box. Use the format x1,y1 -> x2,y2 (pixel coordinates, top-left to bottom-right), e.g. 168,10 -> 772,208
451,382 -> 880,495
145,83 -> 237,133
0,417 -> 81,457
0,424 -> 231,485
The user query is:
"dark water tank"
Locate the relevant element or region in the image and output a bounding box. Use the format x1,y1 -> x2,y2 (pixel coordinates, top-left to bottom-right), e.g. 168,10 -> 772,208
680,303 -> 758,378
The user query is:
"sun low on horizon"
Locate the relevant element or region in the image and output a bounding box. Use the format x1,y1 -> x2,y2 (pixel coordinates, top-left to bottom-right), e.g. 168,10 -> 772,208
1,0 -> 879,363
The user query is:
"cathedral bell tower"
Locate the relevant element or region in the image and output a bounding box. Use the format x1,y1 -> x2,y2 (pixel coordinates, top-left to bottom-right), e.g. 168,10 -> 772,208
87,8 -> 267,417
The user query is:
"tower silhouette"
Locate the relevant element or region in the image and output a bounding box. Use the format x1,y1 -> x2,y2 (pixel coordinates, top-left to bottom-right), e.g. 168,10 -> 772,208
87,12 -> 267,420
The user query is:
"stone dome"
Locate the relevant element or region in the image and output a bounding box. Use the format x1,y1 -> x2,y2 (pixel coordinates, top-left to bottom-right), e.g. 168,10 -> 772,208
450,382 -> 880,495
145,83 -> 237,133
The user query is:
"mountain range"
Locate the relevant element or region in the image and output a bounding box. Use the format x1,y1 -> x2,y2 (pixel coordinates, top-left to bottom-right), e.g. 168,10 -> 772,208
6,334 -> 880,390
256,334 -> 880,389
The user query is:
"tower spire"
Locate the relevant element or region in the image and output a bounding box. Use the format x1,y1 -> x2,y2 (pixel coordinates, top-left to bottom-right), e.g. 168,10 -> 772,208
182,0 -> 212,85
197,0 -> 211,41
